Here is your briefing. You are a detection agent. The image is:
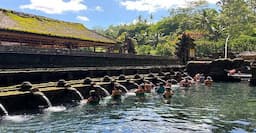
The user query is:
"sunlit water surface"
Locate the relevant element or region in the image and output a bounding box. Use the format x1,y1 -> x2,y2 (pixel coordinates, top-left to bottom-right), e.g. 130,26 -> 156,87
1,83 -> 256,133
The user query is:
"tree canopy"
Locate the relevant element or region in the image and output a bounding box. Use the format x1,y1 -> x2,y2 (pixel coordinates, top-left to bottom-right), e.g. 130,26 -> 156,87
95,0 -> 256,58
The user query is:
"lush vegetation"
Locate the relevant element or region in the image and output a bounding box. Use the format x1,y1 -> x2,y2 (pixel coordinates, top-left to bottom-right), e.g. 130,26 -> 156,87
95,0 -> 256,57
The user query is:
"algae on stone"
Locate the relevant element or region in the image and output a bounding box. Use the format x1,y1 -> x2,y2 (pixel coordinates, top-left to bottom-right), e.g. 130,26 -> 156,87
0,9 -> 116,44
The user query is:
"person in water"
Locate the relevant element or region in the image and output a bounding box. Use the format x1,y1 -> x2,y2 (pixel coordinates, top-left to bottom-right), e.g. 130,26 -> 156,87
204,76 -> 213,87
165,80 -> 172,88
87,90 -> 100,105
163,87 -> 174,99
199,74 -> 205,83
193,73 -> 201,82
135,84 -> 145,97
156,82 -> 165,94
180,77 -> 192,87
144,80 -> 153,93
111,82 -> 122,100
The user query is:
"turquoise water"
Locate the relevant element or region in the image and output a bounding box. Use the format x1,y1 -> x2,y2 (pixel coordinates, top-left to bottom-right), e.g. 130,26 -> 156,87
1,83 -> 256,133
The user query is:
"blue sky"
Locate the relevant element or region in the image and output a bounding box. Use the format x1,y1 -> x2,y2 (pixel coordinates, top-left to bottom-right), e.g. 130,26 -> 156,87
0,0 -> 219,29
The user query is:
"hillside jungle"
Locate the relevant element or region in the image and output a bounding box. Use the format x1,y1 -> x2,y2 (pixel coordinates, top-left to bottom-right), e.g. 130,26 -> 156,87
94,0 -> 256,58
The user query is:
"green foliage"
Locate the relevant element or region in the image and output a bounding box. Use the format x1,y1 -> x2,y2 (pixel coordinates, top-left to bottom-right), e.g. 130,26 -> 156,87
136,45 -> 152,55
195,39 -> 218,57
155,42 -> 175,56
230,35 -> 256,52
97,1 -> 256,57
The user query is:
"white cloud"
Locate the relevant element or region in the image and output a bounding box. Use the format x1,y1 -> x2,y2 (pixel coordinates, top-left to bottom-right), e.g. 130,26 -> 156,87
120,0 -> 219,13
77,15 -> 90,21
20,0 -> 87,14
95,6 -> 104,12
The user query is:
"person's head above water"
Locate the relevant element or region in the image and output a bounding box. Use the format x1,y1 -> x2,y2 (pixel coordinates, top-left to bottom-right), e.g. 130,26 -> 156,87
165,87 -> 171,91
206,76 -> 212,80
140,84 -> 145,89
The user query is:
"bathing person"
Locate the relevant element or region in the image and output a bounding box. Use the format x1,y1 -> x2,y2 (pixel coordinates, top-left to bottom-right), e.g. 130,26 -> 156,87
135,84 -> 145,97
87,90 -> 100,105
144,80 -> 154,93
204,76 -> 213,87
180,77 -> 192,87
193,73 -> 201,82
163,87 -> 174,99
174,72 -> 183,82
199,74 -> 205,83
228,69 -> 236,75
169,79 -> 178,85
156,82 -> 165,94
165,80 -> 172,88
111,82 -> 122,100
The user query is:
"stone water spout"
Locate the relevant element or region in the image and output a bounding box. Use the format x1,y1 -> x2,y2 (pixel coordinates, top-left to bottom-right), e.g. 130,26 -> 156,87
57,79 -> 84,101
83,77 -> 92,85
127,80 -> 140,90
92,83 -> 110,97
117,83 -> 129,93
65,84 -> 84,100
20,81 -> 52,108
158,72 -> 166,76
31,88 -> 52,107
19,81 -> 33,92
118,74 -> 126,80
134,74 -> 142,79
102,75 -> 112,82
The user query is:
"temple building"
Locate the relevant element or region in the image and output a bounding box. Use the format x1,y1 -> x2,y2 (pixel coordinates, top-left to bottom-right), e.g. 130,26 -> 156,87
0,8 -> 117,51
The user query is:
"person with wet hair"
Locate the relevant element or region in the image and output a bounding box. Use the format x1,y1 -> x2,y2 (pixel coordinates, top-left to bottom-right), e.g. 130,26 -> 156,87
87,90 -> 100,105
135,84 -> 145,97
165,80 -> 172,88
193,73 -> 201,82
180,77 -> 192,87
199,74 -> 205,83
204,76 -> 213,87
111,81 -> 122,100
144,80 -> 154,93
163,87 -> 174,99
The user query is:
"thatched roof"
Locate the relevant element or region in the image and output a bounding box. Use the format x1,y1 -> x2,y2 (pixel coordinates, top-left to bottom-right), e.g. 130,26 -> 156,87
0,8 -> 116,45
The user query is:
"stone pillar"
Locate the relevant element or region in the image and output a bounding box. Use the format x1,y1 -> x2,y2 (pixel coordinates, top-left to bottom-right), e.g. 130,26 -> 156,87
250,63 -> 256,86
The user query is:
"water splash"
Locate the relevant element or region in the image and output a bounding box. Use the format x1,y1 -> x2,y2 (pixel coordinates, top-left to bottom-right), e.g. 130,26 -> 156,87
42,95 -> 52,107
0,103 -> 8,116
96,85 -> 110,96
3,115 -> 33,123
44,106 -> 66,112
125,92 -> 136,97
33,92 -> 52,107
73,89 -> 84,100
67,87 -> 84,100
118,84 -> 129,93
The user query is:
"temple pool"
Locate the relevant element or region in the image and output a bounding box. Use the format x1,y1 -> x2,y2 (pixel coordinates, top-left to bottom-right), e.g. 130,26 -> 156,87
0,83 -> 256,133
